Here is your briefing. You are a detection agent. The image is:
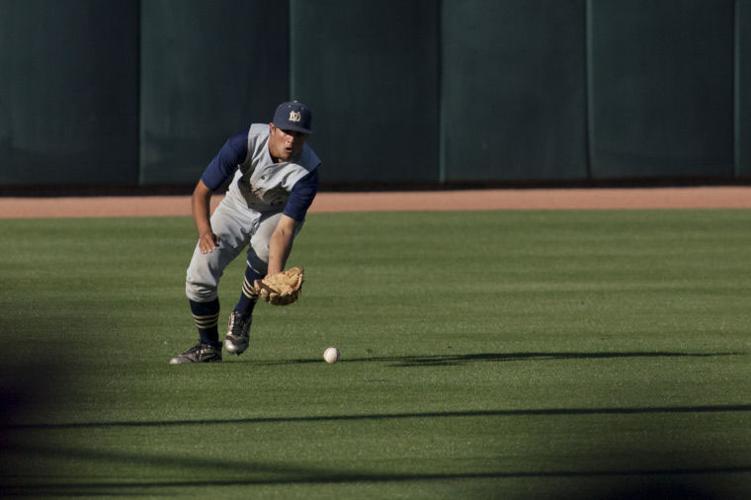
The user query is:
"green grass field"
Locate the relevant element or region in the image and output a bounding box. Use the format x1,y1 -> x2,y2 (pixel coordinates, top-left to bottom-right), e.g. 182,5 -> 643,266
1,209 -> 750,498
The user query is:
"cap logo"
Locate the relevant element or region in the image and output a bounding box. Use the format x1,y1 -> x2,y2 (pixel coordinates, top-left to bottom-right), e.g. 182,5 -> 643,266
288,111 -> 302,123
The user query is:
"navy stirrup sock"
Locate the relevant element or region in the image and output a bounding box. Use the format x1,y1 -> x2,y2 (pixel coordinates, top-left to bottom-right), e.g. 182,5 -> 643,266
189,299 -> 221,348
234,265 -> 262,319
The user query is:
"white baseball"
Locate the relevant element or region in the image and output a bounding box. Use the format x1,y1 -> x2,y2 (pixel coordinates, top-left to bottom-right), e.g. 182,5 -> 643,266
323,347 -> 340,364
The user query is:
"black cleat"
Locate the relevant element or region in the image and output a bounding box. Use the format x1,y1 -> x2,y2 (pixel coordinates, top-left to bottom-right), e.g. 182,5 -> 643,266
224,311 -> 251,356
169,343 -> 222,365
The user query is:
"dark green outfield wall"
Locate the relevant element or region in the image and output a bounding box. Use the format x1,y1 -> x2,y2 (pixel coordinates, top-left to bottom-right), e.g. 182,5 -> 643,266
441,0 -> 587,182
0,0 -> 748,189
589,0 -> 735,180
739,0 -> 751,177
290,0 -> 439,186
139,0 -> 289,185
0,0 -> 139,185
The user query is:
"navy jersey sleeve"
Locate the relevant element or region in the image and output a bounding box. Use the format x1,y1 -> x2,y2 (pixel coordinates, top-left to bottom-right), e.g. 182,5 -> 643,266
284,169 -> 320,222
200,132 -> 248,190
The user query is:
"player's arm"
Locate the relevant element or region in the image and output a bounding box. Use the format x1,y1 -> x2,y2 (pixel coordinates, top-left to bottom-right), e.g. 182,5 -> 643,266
266,168 -> 320,274
192,132 -> 249,254
266,214 -> 297,275
192,179 -> 217,254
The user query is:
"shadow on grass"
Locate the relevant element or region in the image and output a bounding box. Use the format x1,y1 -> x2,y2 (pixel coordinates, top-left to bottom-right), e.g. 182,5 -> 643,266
254,350 -> 744,367
1,354 -> 748,498
1,351 -> 747,432
1,439 -> 749,497
2,363 -> 749,498
5,403 -> 751,431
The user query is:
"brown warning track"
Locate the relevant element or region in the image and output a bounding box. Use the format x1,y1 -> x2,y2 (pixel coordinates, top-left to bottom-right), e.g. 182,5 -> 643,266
0,187 -> 750,219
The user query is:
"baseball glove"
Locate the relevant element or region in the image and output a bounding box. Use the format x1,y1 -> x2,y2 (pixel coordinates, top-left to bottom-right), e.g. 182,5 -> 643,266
255,266 -> 304,305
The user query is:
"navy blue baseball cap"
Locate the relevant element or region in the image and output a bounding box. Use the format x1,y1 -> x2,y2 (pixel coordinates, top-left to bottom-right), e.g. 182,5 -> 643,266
272,100 -> 313,134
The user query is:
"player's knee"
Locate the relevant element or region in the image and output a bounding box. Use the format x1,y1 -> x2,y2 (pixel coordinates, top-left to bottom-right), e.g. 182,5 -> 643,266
185,279 -> 218,303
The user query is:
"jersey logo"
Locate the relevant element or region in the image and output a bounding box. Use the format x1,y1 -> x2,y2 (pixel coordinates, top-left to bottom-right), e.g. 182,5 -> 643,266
288,111 -> 302,123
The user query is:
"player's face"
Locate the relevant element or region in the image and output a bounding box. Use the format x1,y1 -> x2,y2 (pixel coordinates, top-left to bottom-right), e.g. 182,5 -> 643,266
269,124 -> 307,162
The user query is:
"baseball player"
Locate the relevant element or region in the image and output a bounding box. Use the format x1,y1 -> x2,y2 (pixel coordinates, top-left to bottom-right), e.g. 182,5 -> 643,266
170,101 -> 320,364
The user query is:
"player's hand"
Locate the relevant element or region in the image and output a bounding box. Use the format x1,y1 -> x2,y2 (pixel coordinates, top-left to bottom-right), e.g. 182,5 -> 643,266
198,231 -> 219,254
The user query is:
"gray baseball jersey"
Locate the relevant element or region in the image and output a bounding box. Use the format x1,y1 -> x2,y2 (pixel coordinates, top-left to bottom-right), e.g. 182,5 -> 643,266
185,124 -> 321,303
225,124 -> 320,212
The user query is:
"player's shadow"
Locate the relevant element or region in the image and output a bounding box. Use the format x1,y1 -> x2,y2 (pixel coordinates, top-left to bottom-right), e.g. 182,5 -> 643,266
254,351 -> 742,367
